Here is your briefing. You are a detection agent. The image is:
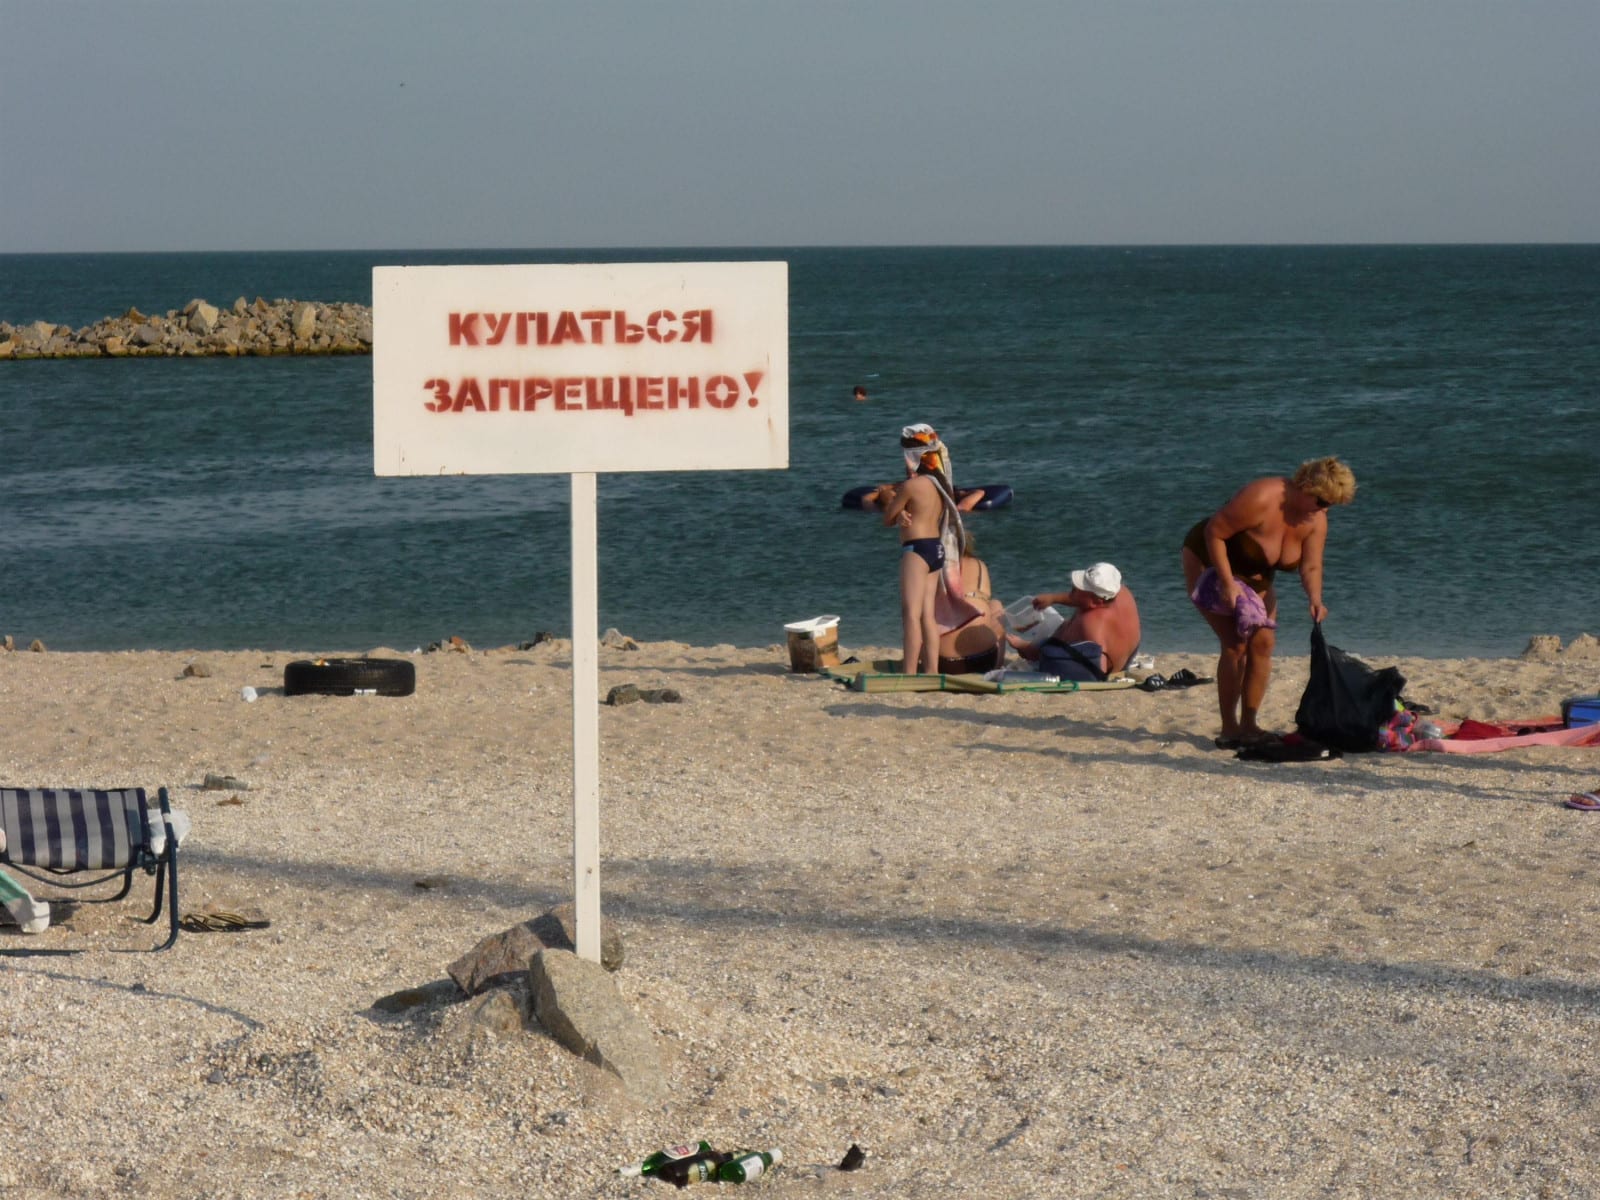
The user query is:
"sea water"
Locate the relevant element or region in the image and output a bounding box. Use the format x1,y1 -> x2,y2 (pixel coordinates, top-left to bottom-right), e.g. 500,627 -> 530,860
1,245 -> 1596,657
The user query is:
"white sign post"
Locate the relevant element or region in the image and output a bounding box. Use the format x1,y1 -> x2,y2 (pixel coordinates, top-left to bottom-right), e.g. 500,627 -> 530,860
374,261 -> 788,961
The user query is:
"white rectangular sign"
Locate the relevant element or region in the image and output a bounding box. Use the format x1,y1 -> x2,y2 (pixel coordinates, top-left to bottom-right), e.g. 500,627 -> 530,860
372,261 -> 788,475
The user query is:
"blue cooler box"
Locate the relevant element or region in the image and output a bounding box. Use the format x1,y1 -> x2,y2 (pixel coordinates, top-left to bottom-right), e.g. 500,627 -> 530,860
1562,696 -> 1600,728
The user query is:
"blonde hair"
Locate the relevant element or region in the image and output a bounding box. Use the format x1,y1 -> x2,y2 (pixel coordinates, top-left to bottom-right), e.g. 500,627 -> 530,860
1291,457 -> 1357,506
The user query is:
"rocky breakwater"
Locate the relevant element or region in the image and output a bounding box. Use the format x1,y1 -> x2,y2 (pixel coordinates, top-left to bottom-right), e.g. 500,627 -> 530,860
0,297 -> 373,359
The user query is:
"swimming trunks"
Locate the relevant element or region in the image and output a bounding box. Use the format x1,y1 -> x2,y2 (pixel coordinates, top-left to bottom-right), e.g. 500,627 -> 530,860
1182,519 -> 1276,592
902,537 -> 944,573
1037,638 -> 1107,683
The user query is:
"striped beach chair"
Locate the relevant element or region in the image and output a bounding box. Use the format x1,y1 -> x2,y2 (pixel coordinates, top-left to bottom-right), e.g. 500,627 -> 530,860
0,787 -> 184,952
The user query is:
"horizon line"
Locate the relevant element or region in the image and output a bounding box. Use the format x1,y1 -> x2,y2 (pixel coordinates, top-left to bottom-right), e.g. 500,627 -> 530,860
3,239 -> 1599,258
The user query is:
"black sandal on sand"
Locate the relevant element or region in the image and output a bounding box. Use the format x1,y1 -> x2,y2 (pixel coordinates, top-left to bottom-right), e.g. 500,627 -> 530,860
1240,731 -> 1283,748
1215,731 -> 1280,751
180,910 -> 272,933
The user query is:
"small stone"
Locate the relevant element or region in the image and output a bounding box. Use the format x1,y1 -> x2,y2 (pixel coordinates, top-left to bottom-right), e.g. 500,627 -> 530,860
182,660 -> 213,678
605,685 -> 641,706
202,773 -> 248,791
27,639 -> 45,653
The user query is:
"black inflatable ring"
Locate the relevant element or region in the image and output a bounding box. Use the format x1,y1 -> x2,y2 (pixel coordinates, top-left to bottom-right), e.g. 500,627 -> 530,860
841,482 -> 1013,511
283,657 -> 416,697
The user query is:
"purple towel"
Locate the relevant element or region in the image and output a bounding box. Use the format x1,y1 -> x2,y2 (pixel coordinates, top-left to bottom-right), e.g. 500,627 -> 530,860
1190,567 -> 1277,637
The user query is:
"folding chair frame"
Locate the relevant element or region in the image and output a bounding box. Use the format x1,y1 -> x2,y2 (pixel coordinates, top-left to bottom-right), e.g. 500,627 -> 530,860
0,786 -> 180,953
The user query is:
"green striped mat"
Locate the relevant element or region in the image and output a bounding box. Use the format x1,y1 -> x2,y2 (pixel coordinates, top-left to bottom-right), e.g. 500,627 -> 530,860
818,660 -> 1136,695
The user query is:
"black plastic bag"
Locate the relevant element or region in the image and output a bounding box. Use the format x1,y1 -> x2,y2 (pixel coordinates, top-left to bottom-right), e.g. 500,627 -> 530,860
1293,622 -> 1406,752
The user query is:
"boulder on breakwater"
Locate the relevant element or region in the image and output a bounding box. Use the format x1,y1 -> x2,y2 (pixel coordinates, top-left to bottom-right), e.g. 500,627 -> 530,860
0,297 -> 373,359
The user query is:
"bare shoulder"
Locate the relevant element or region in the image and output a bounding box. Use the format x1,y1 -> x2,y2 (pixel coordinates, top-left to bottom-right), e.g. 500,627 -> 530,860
1231,475 -> 1287,505
1219,475 -> 1286,522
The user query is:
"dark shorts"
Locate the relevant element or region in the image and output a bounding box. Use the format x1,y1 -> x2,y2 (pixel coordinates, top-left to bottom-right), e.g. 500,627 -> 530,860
1038,639 -> 1106,682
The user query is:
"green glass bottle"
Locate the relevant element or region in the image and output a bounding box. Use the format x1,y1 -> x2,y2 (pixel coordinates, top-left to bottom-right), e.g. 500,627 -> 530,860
618,1141 -> 715,1179
716,1148 -> 782,1183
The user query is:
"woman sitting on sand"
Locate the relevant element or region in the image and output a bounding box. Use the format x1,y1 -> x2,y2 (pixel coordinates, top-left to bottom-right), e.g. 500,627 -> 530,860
936,534 -> 1006,675
1181,456 -> 1356,749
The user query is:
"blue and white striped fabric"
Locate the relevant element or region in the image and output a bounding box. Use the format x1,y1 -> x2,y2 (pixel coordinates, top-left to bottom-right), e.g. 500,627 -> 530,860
0,789 -> 152,871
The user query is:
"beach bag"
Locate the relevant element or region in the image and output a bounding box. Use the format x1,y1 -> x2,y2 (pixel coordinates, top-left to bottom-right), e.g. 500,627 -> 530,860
1038,639 -> 1107,683
1294,623 -> 1406,752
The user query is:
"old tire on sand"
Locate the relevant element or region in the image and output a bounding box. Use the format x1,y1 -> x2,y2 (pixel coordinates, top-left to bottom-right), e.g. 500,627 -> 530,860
283,657 -> 416,697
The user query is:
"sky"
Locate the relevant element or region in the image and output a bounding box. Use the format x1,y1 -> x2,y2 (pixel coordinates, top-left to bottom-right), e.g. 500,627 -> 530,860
2,0 -> 1597,252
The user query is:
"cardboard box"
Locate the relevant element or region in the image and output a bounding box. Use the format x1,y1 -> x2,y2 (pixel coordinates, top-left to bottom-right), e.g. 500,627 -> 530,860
784,615 -> 841,673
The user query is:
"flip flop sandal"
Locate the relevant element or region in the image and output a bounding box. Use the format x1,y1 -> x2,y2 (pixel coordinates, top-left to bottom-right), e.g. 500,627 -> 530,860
1239,731 -> 1283,748
1137,674 -> 1168,692
1213,735 -> 1243,750
1565,792 -> 1600,812
1166,669 -> 1214,688
180,910 -> 272,932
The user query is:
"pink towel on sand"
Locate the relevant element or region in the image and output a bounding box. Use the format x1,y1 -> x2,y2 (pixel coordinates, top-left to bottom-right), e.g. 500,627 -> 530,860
1190,567 -> 1277,637
1411,721 -> 1600,754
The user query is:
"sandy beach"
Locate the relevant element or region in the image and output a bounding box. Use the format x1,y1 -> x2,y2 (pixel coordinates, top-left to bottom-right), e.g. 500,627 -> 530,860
3,634 -> 1599,1199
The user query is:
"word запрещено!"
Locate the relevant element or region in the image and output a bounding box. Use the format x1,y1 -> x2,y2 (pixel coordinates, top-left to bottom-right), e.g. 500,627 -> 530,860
424,307 -> 764,417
